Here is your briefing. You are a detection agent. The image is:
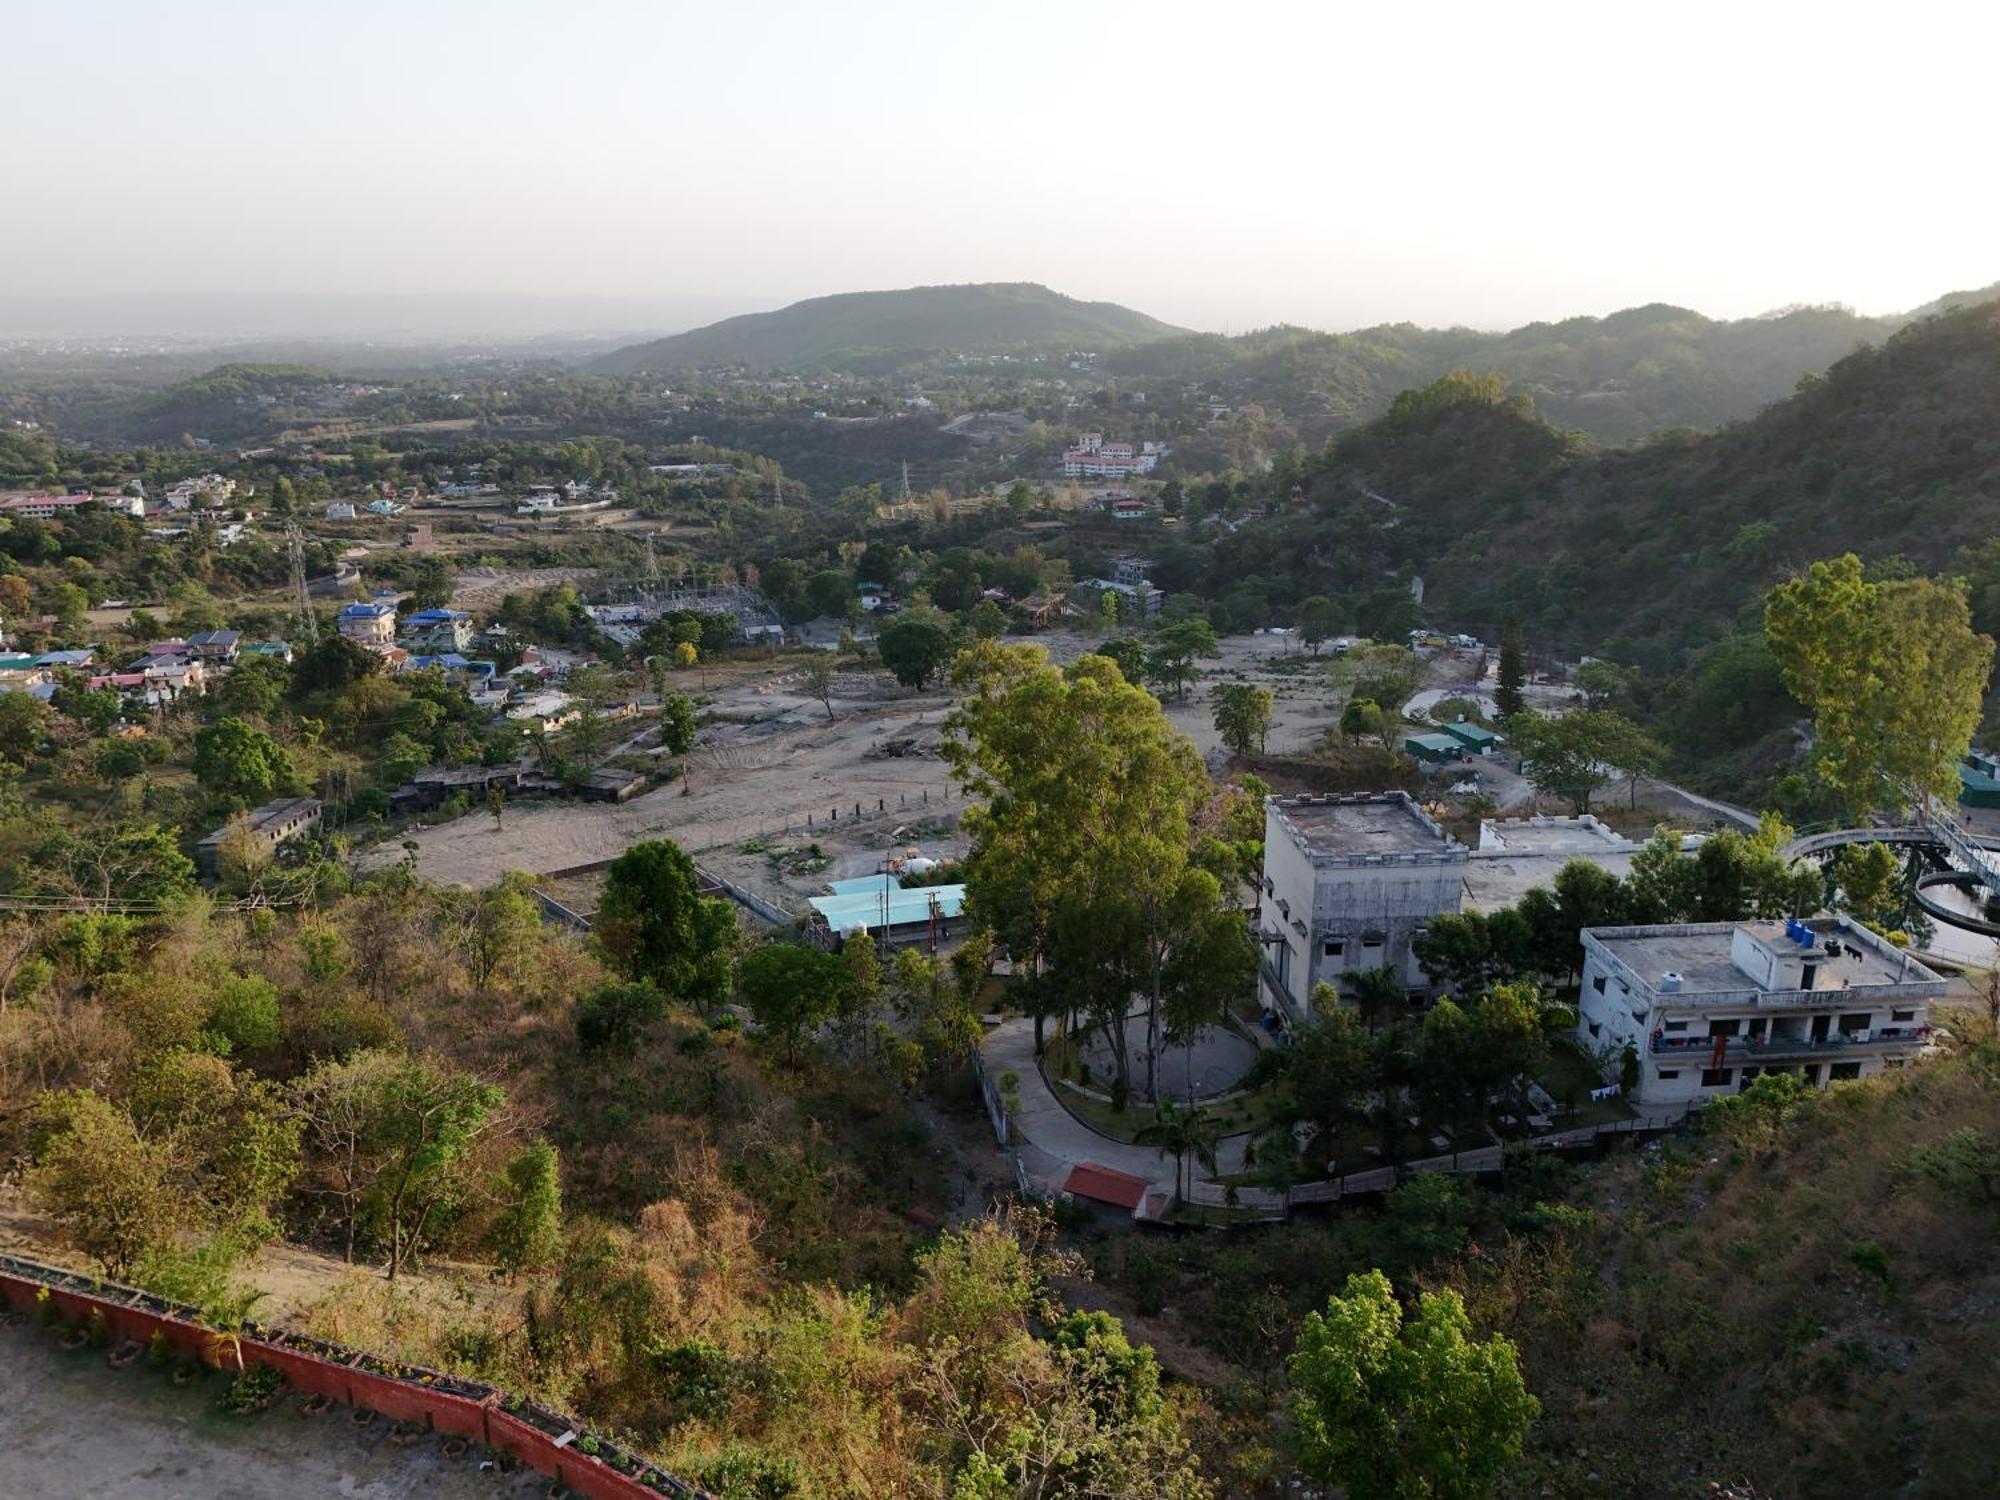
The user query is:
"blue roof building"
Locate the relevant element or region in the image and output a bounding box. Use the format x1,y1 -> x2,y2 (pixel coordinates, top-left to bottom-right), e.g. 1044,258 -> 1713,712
809,874 -> 966,944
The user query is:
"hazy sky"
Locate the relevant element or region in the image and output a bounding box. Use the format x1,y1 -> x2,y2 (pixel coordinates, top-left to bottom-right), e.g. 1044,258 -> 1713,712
7,0 -> 1997,337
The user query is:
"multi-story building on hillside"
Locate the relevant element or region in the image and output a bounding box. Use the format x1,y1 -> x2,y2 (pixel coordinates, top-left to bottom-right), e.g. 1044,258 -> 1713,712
337,601 -> 397,648
1578,916 -> 1944,1107
1258,792 -> 1467,1016
1062,433 -> 1167,479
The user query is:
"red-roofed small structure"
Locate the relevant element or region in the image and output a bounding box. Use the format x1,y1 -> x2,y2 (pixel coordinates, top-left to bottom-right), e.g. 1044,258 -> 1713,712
1062,1162 -> 1149,1211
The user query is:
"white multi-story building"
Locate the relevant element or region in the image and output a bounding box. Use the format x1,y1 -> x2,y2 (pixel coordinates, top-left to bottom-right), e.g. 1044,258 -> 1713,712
1578,917 -> 1944,1108
337,601 -> 397,647
1258,793 -> 1468,1016
0,492 -> 143,521
1062,433 -> 1167,479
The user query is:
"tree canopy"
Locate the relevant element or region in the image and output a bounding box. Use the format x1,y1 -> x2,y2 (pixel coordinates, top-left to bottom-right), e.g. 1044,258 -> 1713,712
1765,553 -> 1994,814
1289,1269 -> 1538,1500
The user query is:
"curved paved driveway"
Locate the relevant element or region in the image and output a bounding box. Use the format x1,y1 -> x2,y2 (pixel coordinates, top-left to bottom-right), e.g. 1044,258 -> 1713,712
982,1019 -> 1252,1194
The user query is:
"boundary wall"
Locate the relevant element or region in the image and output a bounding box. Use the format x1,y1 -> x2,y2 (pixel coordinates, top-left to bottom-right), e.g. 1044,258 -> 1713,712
0,1252 -> 706,1500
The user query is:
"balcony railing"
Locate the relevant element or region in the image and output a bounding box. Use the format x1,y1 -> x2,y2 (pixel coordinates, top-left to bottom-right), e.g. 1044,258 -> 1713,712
1650,1026 -> 1931,1059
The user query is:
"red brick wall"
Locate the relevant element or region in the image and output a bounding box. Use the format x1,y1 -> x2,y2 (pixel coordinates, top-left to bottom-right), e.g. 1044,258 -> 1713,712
0,1257 -> 694,1499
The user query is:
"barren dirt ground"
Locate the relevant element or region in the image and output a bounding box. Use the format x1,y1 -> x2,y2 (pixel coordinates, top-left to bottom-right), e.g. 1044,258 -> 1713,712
366,633 -> 1444,902
0,1318 -> 546,1500
370,656 -> 973,901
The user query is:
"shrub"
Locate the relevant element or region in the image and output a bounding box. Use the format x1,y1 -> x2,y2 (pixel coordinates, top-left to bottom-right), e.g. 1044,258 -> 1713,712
219,1364 -> 283,1414
1848,1242 -> 1891,1285
650,1337 -> 738,1422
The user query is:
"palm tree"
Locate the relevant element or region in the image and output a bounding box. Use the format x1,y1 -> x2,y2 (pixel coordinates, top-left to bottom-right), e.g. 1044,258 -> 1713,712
1348,964 -> 1407,1034
1134,1098 -> 1221,1211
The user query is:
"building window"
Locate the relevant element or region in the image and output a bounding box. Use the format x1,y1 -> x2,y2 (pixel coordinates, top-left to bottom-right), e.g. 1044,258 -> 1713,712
1891,1008 -> 1916,1023
1663,1020 -> 1688,1034
1592,975 -> 1607,994
1656,1069 -> 1680,1081
1322,940 -> 1344,958
1830,1062 -> 1861,1081
1361,935 -> 1383,949
1708,1019 -> 1741,1038
1700,1068 -> 1733,1087
1587,1022 -> 1601,1038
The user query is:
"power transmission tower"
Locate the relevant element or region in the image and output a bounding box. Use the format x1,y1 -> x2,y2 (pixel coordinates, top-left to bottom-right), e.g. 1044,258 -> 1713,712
287,522 -> 319,645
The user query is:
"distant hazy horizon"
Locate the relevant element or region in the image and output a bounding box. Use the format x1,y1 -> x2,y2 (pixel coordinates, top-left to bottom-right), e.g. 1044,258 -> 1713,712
7,1 -> 1996,341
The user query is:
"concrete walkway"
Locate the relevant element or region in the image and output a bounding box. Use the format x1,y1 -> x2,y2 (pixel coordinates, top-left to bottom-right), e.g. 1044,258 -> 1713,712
981,1019 -> 1253,1195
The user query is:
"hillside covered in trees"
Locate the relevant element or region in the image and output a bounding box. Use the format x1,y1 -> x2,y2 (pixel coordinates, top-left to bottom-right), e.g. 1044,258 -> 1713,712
1107,283 -> 2000,445
1167,299 -> 2000,665
592,282 -> 1189,375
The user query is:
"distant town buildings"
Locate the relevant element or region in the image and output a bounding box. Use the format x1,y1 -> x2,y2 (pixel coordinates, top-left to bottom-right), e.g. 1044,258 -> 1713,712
164,474 -> 236,510
1062,433 -> 1167,479
0,492 -> 144,520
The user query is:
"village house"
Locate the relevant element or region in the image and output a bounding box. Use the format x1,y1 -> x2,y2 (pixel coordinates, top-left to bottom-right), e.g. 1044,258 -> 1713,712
185,629 -> 241,664
196,796 -> 323,875
401,607 -> 475,654
337,601 -> 398,648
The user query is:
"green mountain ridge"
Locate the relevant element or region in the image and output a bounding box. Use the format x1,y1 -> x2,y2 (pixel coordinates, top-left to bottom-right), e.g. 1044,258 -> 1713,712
1199,298 -> 2000,673
590,282 -> 1188,374
1109,288 -> 2000,444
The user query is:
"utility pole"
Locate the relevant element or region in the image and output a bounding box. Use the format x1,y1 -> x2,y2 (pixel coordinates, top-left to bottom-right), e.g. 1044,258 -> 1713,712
900,461 -> 912,504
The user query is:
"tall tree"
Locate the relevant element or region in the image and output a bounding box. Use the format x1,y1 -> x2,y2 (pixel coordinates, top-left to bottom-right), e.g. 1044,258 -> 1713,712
1290,1270 -> 1539,1500
1507,709 -> 1658,814
1765,553 -> 1994,814
491,1140 -> 562,1277
1146,618 -> 1218,701
878,617 -> 956,690
802,654 -> 836,719
1495,618 -> 1526,720
1133,1098 -> 1219,1210
595,840 -> 736,1010
1211,682 -> 1274,755
946,644 -> 1213,1085
738,942 -> 851,1064
362,1058 -> 503,1280
193,716 -> 298,800
1297,595 -> 1343,655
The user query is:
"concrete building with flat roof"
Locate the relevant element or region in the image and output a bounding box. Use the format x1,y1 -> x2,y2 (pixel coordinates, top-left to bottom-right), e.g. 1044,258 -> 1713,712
1578,916 -> 1944,1108
1258,793 -> 1467,1016
196,796 -> 323,875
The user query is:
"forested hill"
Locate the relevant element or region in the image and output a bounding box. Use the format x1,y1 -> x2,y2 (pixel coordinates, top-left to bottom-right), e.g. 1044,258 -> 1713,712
590,282 -> 1187,374
1214,299 -> 2000,669
1109,286 -> 2000,445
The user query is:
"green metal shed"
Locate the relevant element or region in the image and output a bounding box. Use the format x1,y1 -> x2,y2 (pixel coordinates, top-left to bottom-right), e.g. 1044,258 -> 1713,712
1404,732 -> 1466,764
1440,721 -> 1500,754
1960,758 -> 2000,809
